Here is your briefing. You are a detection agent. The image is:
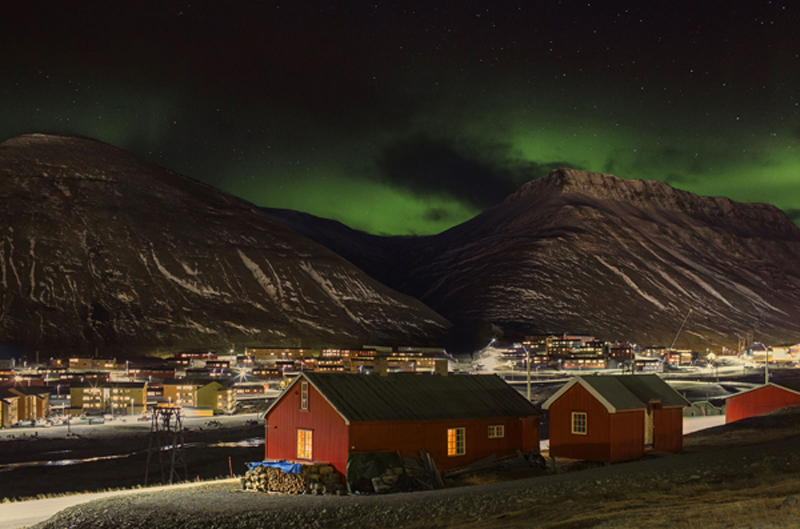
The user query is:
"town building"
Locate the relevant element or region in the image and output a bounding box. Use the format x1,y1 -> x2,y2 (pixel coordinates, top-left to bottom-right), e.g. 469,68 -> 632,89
264,372 -> 542,478
542,374 -> 688,462
725,381 -> 800,423
244,347 -> 313,364
68,357 -> 119,370
0,388 -> 20,427
9,387 -> 50,420
162,378 -> 236,414
69,382 -> 147,415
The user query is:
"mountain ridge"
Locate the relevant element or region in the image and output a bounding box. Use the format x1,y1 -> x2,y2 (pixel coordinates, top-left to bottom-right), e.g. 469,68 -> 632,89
0,134 -> 450,355
268,168 -> 800,350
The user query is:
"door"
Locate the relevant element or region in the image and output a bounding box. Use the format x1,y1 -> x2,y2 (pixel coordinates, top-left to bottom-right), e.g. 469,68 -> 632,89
644,408 -> 654,448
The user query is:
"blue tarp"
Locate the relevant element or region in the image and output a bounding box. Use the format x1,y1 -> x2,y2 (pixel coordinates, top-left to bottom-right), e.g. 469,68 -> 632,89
246,460 -> 304,474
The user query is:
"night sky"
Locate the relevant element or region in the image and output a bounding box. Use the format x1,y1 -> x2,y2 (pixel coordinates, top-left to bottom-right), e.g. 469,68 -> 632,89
1,1 -> 798,235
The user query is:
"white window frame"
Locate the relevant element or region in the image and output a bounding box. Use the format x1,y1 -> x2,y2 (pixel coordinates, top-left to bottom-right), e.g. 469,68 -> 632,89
447,427 -> 466,456
488,425 -> 505,438
300,381 -> 308,410
297,429 -> 313,460
571,412 -> 587,435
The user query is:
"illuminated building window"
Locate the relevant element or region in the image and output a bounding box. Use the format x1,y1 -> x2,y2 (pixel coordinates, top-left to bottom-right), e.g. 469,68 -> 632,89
571,412 -> 587,435
297,429 -> 313,460
300,381 -> 308,410
447,427 -> 466,456
488,425 -> 505,438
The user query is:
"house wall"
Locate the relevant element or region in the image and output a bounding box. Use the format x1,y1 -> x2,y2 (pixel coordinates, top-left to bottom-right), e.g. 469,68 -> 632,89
14,394 -> 36,420
726,385 -> 800,423
653,407 -> 684,452
548,383 -> 612,461
265,381 -> 350,476
348,415 -> 539,473
163,384 -> 199,407
548,383 -> 661,462
197,383 -> 235,414
1,398 -> 19,427
608,410 -> 645,462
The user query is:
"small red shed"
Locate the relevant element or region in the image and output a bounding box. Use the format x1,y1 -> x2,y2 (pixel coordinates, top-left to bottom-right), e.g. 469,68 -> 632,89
542,374 -> 688,462
264,372 -> 542,478
725,381 -> 800,423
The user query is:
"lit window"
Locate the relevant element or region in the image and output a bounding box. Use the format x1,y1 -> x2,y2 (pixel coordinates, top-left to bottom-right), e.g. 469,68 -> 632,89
297,429 -> 313,459
571,412 -> 587,435
300,381 -> 308,410
488,425 -> 505,438
447,427 -> 466,456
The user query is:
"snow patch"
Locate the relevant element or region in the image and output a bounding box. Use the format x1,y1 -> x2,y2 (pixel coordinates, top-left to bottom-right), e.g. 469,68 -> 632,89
184,319 -> 219,334
151,250 -> 221,297
28,237 -> 36,301
298,262 -> 361,324
222,321 -> 262,335
595,256 -> 666,310
237,249 -> 284,307
679,269 -> 734,309
180,261 -> 200,276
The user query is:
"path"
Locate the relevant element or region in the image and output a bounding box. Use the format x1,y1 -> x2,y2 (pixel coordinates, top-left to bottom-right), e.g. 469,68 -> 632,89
0,479 -> 238,529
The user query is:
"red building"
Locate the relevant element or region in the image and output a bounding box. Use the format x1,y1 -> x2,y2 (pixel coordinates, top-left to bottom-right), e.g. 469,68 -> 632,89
542,375 -> 688,463
725,381 -> 800,423
264,372 -> 542,478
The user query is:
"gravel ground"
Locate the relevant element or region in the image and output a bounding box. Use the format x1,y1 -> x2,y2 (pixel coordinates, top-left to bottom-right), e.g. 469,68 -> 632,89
33,409 -> 800,529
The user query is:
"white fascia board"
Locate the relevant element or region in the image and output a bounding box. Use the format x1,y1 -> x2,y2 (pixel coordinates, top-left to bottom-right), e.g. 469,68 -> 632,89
541,377 -> 619,413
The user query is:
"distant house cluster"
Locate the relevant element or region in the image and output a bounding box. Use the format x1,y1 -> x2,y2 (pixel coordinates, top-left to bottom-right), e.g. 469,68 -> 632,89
511,334 -> 733,373
0,343 -> 450,424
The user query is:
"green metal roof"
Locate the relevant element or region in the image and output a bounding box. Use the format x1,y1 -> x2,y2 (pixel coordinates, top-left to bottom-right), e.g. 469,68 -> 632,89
580,374 -> 689,410
300,372 -> 542,423
775,380 -> 800,394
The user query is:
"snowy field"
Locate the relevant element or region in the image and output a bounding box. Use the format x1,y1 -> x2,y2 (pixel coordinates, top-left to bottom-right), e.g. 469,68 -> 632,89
1,412 -> 262,442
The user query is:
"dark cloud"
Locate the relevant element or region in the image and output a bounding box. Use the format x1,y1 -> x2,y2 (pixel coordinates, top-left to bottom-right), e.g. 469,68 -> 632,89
423,208 -> 451,222
377,136 -> 573,209
663,172 -> 699,185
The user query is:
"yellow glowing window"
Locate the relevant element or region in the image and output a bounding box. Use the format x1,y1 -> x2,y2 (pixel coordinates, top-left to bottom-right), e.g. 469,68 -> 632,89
571,412 -> 587,435
447,427 -> 465,456
297,429 -> 313,460
488,425 -> 505,438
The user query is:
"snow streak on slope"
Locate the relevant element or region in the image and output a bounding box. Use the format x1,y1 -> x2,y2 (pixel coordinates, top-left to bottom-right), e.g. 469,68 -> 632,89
0,134 -> 450,353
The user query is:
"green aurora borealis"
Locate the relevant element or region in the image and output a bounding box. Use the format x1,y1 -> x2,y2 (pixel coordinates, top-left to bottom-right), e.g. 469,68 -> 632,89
1,1 -> 798,235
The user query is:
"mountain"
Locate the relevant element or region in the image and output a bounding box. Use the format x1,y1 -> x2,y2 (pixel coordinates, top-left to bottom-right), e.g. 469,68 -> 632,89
267,168 -> 800,350
0,134 -> 450,356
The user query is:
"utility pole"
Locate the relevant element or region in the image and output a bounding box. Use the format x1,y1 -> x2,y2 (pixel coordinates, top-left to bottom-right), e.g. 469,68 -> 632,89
526,346 -> 531,402
670,309 -> 693,351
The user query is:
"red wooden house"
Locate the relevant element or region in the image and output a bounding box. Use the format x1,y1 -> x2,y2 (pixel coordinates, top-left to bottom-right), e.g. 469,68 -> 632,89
542,374 -> 688,462
725,381 -> 800,423
264,372 -> 542,477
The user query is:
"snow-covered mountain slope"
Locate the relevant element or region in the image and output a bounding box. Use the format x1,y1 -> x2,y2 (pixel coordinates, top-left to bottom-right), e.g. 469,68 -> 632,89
0,134 -> 450,355
270,169 -> 800,350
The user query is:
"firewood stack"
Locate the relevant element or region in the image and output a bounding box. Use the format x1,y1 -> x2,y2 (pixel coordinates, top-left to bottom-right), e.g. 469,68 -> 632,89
242,463 -> 345,495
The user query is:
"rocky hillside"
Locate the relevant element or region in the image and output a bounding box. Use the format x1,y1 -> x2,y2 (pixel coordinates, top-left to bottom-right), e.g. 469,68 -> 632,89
0,134 -> 449,355
269,169 -> 800,350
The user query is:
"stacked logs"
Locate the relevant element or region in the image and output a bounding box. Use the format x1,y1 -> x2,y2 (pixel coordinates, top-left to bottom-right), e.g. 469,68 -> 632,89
242,463 -> 345,495
243,465 -> 306,494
